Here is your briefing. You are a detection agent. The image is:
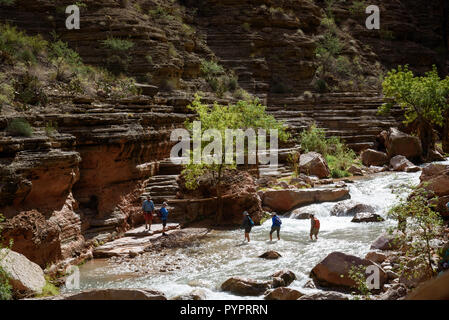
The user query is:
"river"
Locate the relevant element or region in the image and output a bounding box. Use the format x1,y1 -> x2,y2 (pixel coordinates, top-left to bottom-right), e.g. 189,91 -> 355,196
65,159 -> 448,299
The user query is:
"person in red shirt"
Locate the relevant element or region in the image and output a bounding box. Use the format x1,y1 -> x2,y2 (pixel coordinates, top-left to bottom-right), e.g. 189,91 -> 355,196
310,214 -> 320,240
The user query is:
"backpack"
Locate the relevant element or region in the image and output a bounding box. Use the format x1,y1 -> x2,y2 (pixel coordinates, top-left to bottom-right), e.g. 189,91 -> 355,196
248,216 -> 255,227
314,218 -> 320,229
274,216 -> 282,226
157,208 -> 163,218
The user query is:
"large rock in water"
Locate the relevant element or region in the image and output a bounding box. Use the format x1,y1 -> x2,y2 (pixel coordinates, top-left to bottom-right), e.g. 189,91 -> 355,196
351,212 -> 385,223
299,152 -> 330,178
264,287 -> 303,300
390,155 -> 420,172
384,128 -> 423,161
310,252 -> 387,290
41,288 -> 167,300
298,291 -> 351,300
361,149 -> 389,167
259,251 -> 282,260
330,200 -> 375,217
370,232 -> 404,251
271,270 -> 296,286
221,277 -> 272,296
0,248 -> 46,297
262,187 -> 350,213
418,164 -> 449,217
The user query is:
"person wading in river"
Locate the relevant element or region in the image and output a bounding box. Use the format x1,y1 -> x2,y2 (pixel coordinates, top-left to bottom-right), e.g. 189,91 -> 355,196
270,212 -> 282,241
242,211 -> 254,242
142,195 -> 155,231
310,214 -> 320,240
159,202 -> 169,236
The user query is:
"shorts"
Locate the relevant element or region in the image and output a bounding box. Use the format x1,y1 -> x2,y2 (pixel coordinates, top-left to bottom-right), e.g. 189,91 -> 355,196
310,227 -> 319,237
144,211 -> 153,221
270,226 -> 280,237
162,219 -> 167,227
245,227 -> 252,234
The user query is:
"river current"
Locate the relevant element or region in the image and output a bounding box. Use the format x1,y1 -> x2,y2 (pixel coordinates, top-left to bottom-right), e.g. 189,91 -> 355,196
66,159 -> 448,299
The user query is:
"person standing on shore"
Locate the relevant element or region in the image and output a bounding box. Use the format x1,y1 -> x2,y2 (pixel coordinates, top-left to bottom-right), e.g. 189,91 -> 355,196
242,211 -> 254,242
142,196 -> 155,231
270,212 -> 282,242
310,214 -> 320,240
160,202 -> 169,236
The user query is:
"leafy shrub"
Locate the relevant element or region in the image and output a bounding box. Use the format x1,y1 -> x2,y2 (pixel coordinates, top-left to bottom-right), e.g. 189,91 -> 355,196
0,214 -> 12,301
0,0 -> 15,6
388,187 -> 444,275
101,37 -> 134,75
200,60 -> 224,77
299,123 -> 357,178
315,78 -> 328,92
102,37 -> 134,51
349,1 -> 367,17
15,72 -> 47,106
0,24 -> 47,64
7,118 -> 33,137
0,73 -> 14,110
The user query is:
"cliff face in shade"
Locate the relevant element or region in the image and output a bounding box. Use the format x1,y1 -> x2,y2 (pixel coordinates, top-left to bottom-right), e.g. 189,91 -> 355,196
0,0 -> 448,268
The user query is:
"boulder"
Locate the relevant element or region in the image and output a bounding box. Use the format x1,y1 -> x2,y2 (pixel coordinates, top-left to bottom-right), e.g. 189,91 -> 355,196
330,200 -> 375,217
348,165 -> 363,176
271,270 -> 296,286
290,208 -> 312,219
264,287 -> 303,300
0,248 -> 46,297
420,164 -> 449,182
262,187 -> 350,213
351,212 -> 385,223
42,288 -> 167,300
365,251 -> 387,264
299,152 -> 330,179
384,128 -> 423,161
370,232 -> 404,251
298,291 -> 350,300
361,149 -> 388,167
221,277 -> 272,296
390,155 -> 420,172
310,252 -> 387,290
379,284 -> 408,300
173,289 -> 206,300
259,251 -> 282,260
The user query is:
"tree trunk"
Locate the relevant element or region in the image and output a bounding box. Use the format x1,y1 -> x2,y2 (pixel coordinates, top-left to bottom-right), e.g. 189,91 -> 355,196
442,109 -> 449,154
214,165 -> 224,225
417,119 -> 435,160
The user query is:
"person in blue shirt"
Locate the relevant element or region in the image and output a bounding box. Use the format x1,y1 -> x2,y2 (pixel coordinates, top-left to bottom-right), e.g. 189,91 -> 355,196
270,212 -> 282,241
142,196 -> 155,231
160,202 -> 169,236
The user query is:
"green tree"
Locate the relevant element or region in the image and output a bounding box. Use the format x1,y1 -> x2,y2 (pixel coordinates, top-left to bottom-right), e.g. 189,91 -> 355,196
388,187 -> 444,276
379,65 -> 449,157
182,95 -> 288,224
0,214 -> 12,300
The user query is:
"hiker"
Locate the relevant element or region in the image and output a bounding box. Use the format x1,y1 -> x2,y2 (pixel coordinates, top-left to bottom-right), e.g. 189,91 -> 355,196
242,211 -> 254,242
142,195 -> 155,230
270,212 -> 282,241
159,202 -> 169,236
309,214 -> 320,240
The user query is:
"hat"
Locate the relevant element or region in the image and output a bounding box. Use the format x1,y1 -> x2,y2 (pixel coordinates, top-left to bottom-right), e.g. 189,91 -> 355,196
243,211 -> 249,216
271,212 -> 277,216
162,202 -> 168,206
